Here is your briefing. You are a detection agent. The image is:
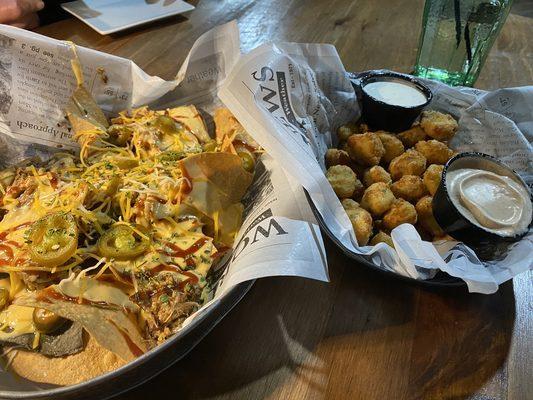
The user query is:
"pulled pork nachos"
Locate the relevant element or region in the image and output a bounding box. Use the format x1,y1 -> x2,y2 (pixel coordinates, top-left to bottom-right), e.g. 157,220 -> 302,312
0,79 -> 260,384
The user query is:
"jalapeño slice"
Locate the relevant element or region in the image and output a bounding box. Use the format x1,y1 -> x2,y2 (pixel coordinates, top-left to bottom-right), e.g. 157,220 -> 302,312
153,115 -> 178,135
29,213 -> 78,268
236,148 -> 255,173
33,307 -> 66,333
97,225 -> 149,260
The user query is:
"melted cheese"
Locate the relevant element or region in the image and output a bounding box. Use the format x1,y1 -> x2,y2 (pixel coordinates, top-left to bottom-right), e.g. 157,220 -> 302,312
57,276 -> 138,311
0,202 -> 45,233
0,278 -> 9,291
0,104 -> 251,352
9,274 -> 24,300
0,304 -> 36,342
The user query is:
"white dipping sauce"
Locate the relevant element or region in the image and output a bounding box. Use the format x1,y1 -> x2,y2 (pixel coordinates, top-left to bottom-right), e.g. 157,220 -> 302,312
363,80 -> 427,107
446,168 -> 532,237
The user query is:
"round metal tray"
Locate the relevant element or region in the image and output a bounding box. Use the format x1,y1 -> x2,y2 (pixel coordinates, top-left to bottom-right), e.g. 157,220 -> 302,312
304,190 -> 465,287
0,281 -> 254,400
310,71 -> 466,287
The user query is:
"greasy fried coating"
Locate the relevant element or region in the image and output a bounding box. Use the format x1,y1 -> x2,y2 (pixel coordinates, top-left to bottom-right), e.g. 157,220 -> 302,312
342,200 -> 373,246
397,125 -> 427,148
346,132 -> 385,166
390,175 -> 427,203
420,110 -> 458,141
376,131 -> 405,163
415,140 -> 454,165
415,195 -> 444,237
337,123 -> 357,142
383,198 -> 417,231
325,148 -> 350,168
423,164 -> 444,196
389,149 -> 427,180
341,198 -> 359,210
363,166 -> 392,187
326,165 -> 357,198
370,231 -> 394,248
360,182 -> 396,217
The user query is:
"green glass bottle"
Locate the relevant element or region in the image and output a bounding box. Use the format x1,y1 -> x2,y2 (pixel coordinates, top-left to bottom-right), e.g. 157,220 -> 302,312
414,0 -> 513,86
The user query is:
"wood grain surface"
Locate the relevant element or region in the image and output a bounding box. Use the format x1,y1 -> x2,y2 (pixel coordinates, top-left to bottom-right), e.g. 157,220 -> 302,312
35,1 -> 532,399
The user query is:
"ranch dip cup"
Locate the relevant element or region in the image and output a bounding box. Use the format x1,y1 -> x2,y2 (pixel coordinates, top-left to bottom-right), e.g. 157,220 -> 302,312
359,71 -> 432,132
433,152 -> 532,257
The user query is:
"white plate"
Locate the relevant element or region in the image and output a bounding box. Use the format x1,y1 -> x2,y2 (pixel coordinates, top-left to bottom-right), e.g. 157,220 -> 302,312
61,0 -> 195,35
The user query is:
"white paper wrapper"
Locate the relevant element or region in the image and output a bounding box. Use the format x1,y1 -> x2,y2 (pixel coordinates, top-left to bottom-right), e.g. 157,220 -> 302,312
0,20 -> 530,302
0,21 -> 328,334
219,44 -> 532,294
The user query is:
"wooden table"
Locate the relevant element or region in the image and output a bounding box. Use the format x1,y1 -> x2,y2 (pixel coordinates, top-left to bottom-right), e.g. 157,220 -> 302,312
36,1 -> 532,399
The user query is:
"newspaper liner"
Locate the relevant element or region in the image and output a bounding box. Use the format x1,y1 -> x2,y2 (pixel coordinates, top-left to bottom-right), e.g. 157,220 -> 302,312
0,21 -> 530,304
218,43 -> 532,294
0,19 -> 329,356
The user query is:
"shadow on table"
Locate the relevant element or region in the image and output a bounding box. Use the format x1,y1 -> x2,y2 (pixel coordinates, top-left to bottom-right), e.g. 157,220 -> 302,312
116,237 -> 515,400
117,276 -> 334,399
320,239 -> 516,400
406,282 -> 516,399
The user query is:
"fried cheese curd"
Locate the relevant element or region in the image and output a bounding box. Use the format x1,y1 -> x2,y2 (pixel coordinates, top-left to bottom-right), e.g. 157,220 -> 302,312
397,125 -> 426,148
420,110 -> 458,141
337,123 -> 358,142
341,199 -> 373,246
326,111 -> 458,246
376,131 -> 405,163
416,196 -> 444,236
383,198 -> 418,231
369,231 -> 394,248
346,132 -> 385,166
325,148 -> 350,168
389,149 -> 427,180
360,182 -> 395,217
415,140 -> 455,165
363,166 -> 392,187
390,175 -> 427,203
423,164 -> 444,196
326,165 -> 357,198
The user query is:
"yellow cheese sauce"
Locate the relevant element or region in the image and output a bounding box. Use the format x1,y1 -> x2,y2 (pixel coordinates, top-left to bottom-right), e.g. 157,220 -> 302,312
0,278 -> 37,343
57,276 -> 139,311
0,305 -> 36,342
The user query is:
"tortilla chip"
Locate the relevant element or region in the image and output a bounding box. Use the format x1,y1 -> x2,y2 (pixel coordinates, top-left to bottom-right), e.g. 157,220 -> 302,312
214,108 -> 259,149
8,332 -> 126,386
66,85 -> 109,138
180,152 -> 253,215
217,203 -> 244,246
167,105 -> 210,143
3,321 -> 84,357
15,288 -> 146,362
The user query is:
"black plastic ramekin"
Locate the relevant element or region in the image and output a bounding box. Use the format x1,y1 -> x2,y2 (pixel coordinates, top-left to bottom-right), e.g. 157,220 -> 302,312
359,71 -> 432,132
433,152 -> 532,253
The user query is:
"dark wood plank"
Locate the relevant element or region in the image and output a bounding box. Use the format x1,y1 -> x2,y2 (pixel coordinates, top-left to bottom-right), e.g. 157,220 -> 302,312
33,1 -> 532,399
36,0 -> 533,89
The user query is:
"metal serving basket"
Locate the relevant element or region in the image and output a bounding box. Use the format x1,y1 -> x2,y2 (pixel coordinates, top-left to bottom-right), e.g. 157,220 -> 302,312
0,281 -> 253,400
